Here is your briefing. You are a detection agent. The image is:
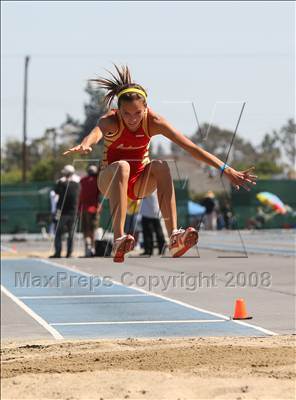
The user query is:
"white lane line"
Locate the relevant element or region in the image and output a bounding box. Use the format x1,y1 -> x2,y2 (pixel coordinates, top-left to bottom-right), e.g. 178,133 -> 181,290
229,319 -> 279,336
19,294 -> 148,299
1,284 -> 63,340
40,259 -> 278,336
51,319 -> 225,326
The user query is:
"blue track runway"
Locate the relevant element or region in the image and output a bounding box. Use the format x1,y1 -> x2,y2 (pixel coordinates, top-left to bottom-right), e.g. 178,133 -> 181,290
1,258 -> 275,339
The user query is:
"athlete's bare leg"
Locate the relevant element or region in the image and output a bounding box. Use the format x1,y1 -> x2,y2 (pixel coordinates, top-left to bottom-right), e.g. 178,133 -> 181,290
133,160 -> 177,236
98,161 -> 130,240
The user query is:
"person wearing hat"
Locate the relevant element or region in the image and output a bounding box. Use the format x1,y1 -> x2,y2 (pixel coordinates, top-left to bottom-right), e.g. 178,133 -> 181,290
63,65 -> 256,262
78,164 -> 102,257
49,165 -> 80,258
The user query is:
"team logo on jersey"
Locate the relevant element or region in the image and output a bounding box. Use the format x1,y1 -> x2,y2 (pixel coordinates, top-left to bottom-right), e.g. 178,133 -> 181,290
116,143 -> 147,150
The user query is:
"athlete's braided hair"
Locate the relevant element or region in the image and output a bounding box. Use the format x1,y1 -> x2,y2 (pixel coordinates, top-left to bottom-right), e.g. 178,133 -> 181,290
90,64 -> 147,108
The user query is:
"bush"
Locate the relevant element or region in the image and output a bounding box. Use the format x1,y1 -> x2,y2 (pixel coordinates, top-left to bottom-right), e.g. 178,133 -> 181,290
30,159 -> 56,181
1,169 -> 23,184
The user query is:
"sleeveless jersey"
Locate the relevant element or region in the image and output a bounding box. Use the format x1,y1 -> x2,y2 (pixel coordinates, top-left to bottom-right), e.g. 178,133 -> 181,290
100,109 -> 151,173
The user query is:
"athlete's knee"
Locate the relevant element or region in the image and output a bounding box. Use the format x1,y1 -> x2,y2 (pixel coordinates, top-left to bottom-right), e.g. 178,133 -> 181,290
113,161 -> 130,179
150,160 -> 171,176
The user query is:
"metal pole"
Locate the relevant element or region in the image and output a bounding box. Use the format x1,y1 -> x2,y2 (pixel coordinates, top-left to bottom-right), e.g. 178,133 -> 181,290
22,55 -> 30,182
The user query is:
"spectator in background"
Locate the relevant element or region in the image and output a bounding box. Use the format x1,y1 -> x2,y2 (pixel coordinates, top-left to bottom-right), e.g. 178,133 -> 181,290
200,191 -> 219,230
49,189 -> 59,237
49,165 -> 80,258
221,199 -> 234,229
140,191 -> 166,256
246,206 -> 277,230
63,65 -> 256,263
79,165 -> 102,257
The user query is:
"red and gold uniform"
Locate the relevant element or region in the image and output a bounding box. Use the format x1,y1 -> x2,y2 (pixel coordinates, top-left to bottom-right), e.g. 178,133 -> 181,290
100,109 -> 151,200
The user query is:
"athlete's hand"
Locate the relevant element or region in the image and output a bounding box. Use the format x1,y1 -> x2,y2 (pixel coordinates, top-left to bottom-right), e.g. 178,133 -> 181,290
224,166 -> 257,191
63,144 -> 93,156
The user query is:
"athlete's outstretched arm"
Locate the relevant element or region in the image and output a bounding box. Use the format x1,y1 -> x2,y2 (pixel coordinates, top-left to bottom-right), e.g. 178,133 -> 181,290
63,125 -> 103,156
154,117 -> 257,191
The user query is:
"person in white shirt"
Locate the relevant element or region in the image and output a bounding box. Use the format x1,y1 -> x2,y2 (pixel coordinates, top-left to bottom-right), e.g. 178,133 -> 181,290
49,190 -> 59,236
140,190 -> 165,256
49,165 -> 80,258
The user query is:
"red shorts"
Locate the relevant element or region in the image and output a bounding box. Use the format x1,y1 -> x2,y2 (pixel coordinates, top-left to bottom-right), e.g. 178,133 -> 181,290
99,161 -> 149,201
127,163 -> 147,200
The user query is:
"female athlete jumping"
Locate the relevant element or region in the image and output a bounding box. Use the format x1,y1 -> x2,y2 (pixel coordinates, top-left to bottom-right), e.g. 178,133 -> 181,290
64,65 -> 256,262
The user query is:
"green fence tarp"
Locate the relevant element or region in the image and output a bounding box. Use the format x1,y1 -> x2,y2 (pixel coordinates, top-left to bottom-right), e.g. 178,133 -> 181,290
1,180 -> 189,234
1,182 -> 53,234
2,179 -> 295,233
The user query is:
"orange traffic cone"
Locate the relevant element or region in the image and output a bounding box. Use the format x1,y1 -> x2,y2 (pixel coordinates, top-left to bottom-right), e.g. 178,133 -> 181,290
232,298 -> 252,320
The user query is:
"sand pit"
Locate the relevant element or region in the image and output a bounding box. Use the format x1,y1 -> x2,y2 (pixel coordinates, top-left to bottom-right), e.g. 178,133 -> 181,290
1,335 -> 295,399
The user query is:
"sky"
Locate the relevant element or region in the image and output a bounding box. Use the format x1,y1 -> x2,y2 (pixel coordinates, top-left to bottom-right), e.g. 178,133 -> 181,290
1,1 -> 295,153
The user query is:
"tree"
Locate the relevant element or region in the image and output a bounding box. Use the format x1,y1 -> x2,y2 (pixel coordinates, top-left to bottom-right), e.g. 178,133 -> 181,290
30,159 -> 56,182
60,115 -> 83,146
79,82 -> 106,141
2,140 -> 23,171
260,133 -> 281,162
1,169 -> 23,184
187,123 -> 258,166
274,119 -> 296,168
169,122 -> 287,178
29,130 -> 57,167
254,160 -> 283,177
